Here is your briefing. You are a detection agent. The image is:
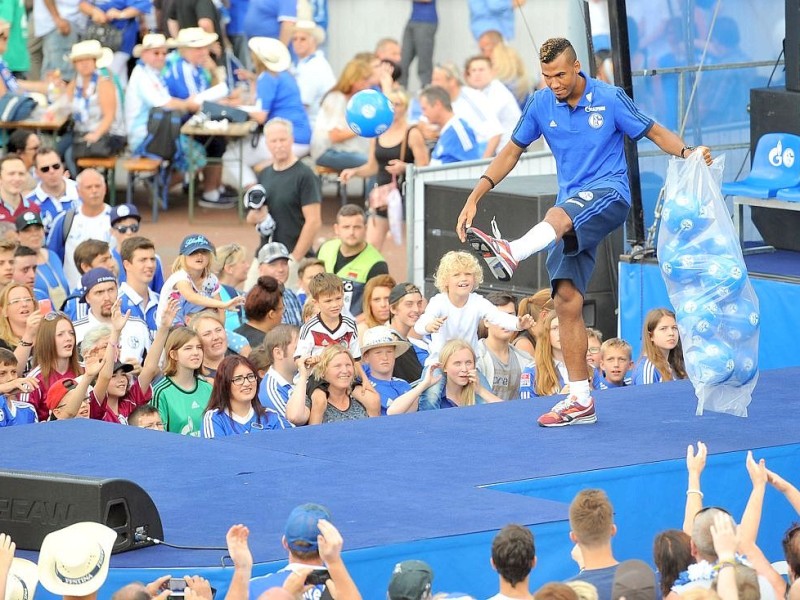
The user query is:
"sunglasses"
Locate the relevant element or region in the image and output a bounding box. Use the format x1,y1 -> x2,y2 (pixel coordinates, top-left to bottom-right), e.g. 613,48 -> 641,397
221,243 -> 243,267
39,162 -> 62,173
44,310 -> 69,321
114,223 -> 140,234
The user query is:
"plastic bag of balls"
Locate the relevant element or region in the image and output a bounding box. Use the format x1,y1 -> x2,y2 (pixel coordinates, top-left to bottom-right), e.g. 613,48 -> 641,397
657,153 -> 759,417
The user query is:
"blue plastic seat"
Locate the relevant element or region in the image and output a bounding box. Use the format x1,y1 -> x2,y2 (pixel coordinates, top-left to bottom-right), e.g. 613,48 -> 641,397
776,186 -> 800,202
721,132 -> 800,198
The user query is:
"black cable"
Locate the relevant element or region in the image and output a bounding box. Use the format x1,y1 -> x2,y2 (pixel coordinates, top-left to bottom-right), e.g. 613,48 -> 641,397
766,45 -> 785,88
137,533 -> 227,552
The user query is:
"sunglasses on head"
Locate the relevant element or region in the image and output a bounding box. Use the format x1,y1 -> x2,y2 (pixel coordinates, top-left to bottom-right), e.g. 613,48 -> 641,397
44,310 -> 69,321
39,162 -> 62,173
114,223 -> 140,234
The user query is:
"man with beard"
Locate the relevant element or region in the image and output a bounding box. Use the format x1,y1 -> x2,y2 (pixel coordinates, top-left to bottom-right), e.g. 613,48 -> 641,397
73,268 -> 150,364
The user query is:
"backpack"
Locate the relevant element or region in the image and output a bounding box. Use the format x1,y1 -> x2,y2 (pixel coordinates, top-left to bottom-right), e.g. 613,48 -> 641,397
0,93 -> 36,122
142,107 -> 182,161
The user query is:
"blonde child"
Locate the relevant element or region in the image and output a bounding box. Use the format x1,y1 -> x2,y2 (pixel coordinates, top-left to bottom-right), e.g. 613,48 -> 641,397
156,234 -> 244,326
598,338 -> 634,389
413,251 -> 531,365
632,308 -> 687,385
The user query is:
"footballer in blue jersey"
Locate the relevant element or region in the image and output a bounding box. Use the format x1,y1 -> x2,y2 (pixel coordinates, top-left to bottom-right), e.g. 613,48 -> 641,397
457,37 -> 712,427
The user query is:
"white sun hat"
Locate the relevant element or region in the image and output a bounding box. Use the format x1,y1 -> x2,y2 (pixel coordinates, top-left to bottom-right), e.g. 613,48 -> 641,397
37,522 -> 116,597
133,33 -> 174,58
361,325 -> 411,356
5,558 -> 38,600
247,37 -> 291,73
174,27 -> 219,48
68,40 -> 114,68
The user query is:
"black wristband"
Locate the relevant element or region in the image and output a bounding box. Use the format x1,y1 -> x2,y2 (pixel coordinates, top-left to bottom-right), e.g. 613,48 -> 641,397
480,174 -> 496,189
680,145 -> 696,159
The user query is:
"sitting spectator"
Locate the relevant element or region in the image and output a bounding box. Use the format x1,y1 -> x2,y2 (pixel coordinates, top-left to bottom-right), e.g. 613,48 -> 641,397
361,325 -> 438,415
476,292 -> 533,401
213,243 -> 248,333
418,85 -> 481,165
287,345 -> 380,425
150,326 -> 211,436
316,204 -> 389,318
117,236 -> 160,336
419,338 -> 501,410
125,33 -> 199,159
0,283 -> 41,371
234,275 -> 284,347
223,39 -> 311,188
191,310 -> 241,379
256,242 -> 302,327
519,311 -> 567,399
489,525 -> 537,600
586,327 -> 603,370
78,0 -> 150,85
20,311 -> 83,421
388,560 -> 435,600
28,148 -> 80,235
0,348 -> 39,426
47,168 -> 112,290
479,30 -> 532,106
0,154 -> 40,225
259,324 -> 299,422
156,234 -> 244,326
414,250 -> 527,366
597,338 -> 633,389
512,288 -> 554,358
128,403 -> 165,429
310,56 -> 372,170
388,281 -> 428,383
340,88 -> 430,250
464,55 -> 522,148
431,63 -> 503,157
653,529 -> 694,599
16,211 -> 70,311
202,355 -> 289,437
63,238 -> 117,320
246,118 -> 322,262
291,20 -> 335,129
357,274 -> 396,343
164,27 -> 235,209
44,372 -> 94,420
12,246 -> 38,291
567,489 -> 620,600
63,40 -> 126,173
0,240 -> 14,292
6,132 -> 41,194
632,308 -> 687,385
296,257 -> 325,307
73,268 -> 151,364
0,18 -> 60,95
110,204 -> 165,293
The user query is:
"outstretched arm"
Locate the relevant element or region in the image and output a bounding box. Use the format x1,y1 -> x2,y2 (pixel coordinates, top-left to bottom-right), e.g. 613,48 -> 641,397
767,468 -> 800,516
683,441 -> 707,535
646,123 -> 712,164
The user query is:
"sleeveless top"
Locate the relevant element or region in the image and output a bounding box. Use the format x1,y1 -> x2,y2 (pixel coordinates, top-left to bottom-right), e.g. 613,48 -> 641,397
374,128 -> 416,186
72,71 -> 126,137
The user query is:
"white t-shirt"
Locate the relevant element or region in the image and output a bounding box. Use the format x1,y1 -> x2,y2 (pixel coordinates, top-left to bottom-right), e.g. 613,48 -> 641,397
63,207 -> 112,290
311,90 -> 369,160
156,269 -> 220,326
472,80 -> 522,148
125,63 -> 173,151
33,0 -> 82,38
73,310 -> 151,364
453,87 -> 504,150
293,51 -> 336,129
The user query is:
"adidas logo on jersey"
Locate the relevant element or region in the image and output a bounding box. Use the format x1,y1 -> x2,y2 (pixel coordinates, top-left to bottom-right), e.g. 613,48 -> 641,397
549,120 -> 557,128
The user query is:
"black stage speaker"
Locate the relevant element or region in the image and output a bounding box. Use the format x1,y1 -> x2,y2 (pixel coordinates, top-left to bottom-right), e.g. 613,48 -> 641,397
423,175 -> 622,339
748,87 -> 800,251
0,470 -> 163,553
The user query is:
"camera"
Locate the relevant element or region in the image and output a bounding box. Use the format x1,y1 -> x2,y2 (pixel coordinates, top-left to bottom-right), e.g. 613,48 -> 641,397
243,184 -> 267,210
162,578 -> 187,597
305,569 -> 331,586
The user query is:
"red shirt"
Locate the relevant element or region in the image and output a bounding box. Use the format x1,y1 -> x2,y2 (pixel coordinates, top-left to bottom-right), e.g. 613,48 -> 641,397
0,196 -> 40,223
90,379 -> 152,424
20,366 -> 80,422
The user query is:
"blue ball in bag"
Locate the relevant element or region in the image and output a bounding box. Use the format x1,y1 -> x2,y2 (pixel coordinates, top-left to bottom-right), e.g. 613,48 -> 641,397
731,354 -> 758,386
680,313 -> 718,340
719,297 -> 759,342
701,256 -> 747,301
346,90 -> 394,137
686,341 -> 735,385
661,253 -> 701,285
662,192 -> 713,238
692,234 -> 733,258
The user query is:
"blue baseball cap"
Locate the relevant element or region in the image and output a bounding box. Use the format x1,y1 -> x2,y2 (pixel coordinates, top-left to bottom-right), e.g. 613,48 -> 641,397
284,503 -> 331,553
80,268 -> 117,301
179,234 -> 215,256
109,203 -> 141,225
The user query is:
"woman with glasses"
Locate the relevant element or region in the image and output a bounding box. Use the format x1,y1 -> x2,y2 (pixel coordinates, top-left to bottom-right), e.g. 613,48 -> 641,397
340,88 -> 430,250
19,311 -> 82,421
0,284 -> 42,374
213,243 -> 249,333
202,355 -> 288,438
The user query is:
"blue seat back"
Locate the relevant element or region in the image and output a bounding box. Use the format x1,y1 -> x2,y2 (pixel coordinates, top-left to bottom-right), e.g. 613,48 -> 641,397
750,133 -> 800,186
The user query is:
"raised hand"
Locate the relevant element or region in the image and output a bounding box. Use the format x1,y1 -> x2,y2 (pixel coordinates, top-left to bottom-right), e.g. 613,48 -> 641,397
687,441 -> 707,476
317,519 -> 343,565
745,450 -> 768,488
225,524 -> 252,570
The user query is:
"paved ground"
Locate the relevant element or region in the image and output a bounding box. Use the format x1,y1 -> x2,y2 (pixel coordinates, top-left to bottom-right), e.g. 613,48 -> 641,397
126,183 -> 409,279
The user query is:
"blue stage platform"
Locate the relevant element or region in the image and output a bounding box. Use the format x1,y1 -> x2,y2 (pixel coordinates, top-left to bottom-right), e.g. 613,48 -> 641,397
3,368 -> 800,600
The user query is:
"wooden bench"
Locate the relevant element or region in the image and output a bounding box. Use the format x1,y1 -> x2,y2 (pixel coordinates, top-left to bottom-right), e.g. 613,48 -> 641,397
76,156 -> 117,206
122,157 -> 167,223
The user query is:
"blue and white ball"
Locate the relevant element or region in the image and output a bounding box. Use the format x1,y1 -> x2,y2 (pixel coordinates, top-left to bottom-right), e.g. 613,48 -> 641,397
686,341 -> 735,385
345,90 -> 394,138
662,192 -> 713,238
731,354 -> 758,386
719,296 -> 759,343
701,256 -> 747,301
661,253 -> 702,285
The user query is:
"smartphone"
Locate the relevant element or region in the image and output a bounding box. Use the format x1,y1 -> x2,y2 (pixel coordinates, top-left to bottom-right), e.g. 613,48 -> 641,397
39,299 -> 52,315
305,570 -> 330,586
169,291 -> 181,302
163,578 -> 187,597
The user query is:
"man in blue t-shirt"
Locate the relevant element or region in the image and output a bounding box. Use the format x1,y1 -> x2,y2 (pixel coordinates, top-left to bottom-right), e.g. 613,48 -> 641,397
456,37 -> 712,427
420,85 -> 480,165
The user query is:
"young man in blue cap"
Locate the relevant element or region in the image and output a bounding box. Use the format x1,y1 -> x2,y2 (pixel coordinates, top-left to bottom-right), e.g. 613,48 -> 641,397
109,203 -> 165,293
456,37 -> 712,427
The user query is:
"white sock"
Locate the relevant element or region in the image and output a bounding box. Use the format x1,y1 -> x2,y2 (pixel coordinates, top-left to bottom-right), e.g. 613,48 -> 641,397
569,379 -> 591,406
509,222 -> 557,262
202,190 -> 220,202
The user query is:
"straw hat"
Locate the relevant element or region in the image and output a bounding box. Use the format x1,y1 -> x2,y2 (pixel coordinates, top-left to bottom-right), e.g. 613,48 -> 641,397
68,40 -> 113,66
361,326 -> 411,356
247,37 -> 291,73
132,33 -> 173,58
174,27 -> 219,48
5,558 -> 38,600
37,522 -> 116,597
292,20 -> 326,46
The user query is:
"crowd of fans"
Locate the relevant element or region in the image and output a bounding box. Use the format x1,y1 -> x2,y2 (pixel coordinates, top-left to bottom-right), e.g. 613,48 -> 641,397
1,445 -> 799,600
